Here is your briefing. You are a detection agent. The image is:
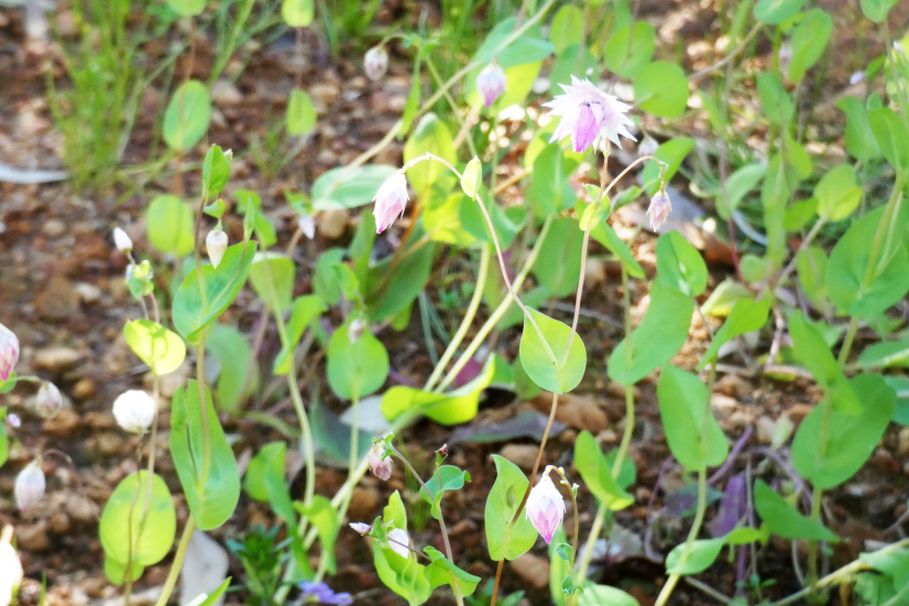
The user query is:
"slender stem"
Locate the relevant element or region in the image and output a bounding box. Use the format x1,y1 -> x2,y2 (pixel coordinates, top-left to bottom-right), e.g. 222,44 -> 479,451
613,266 -> 636,472
654,468 -> 708,606
489,559 -> 505,606
424,246 -> 491,391
424,56 -> 479,159
773,217 -> 826,293
574,504 -> 606,584
154,517 -> 196,606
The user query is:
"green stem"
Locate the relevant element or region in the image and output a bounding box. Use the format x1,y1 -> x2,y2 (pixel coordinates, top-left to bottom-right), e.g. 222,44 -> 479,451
653,468 -> 708,606
154,517 -> 196,606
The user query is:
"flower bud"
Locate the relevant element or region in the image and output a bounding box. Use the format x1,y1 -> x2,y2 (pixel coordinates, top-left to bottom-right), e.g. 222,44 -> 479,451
364,45 -> 388,81
646,190 -> 672,232
297,213 -> 316,240
373,172 -> 410,234
349,522 -> 371,535
476,63 -> 506,108
35,382 -> 63,418
112,390 -> 157,434
0,533 -> 23,605
778,44 -> 792,75
525,468 -> 565,544
0,323 -> 19,382
386,527 -> 411,558
15,460 -> 45,512
206,228 -> 229,269
348,318 -> 367,343
367,442 -> 393,481
112,227 -> 133,253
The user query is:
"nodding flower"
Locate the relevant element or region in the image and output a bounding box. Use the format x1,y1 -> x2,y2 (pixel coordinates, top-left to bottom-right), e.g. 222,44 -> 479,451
364,45 -> 389,81
477,63 -> 506,108
525,467 -> 566,544
206,228 -> 228,269
367,442 -> 393,481
543,75 -> 636,153
0,323 -> 18,382
112,390 -> 157,434
372,172 -> 410,234
112,227 -> 133,253
646,190 -> 672,232
15,460 -> 45,513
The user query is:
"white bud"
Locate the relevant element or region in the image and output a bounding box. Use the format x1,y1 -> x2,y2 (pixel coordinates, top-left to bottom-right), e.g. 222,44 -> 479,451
35,382 -> 63,417
297,213 -> 316,240
849,71 -> 865,86
0,536 -> 23,605
112,390 -> 157,434
646,190 -> 672,232
386,527 -> 411,559
15,460 -> 45,512
206,228 -> 229,269
525,468 -> 565,544
112,227 -> 133,253
364,46 -> 389,81
349,522 -> 371,535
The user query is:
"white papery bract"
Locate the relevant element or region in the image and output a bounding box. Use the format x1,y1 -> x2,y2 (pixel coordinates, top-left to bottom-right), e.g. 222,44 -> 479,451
387,527 -> 411,559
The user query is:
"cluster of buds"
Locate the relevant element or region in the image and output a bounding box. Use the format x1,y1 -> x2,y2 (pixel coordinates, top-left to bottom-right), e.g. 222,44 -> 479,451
112,390 -> 157,434
14,460 -> 45,512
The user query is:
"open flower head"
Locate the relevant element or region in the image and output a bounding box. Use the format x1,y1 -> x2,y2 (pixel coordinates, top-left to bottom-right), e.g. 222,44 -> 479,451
525,469 -> 565,544
0,323 -> 19,382
543,76 -> 635,153
373,172 -> 410,234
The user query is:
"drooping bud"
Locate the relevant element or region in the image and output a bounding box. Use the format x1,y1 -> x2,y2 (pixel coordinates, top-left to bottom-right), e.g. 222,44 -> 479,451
525,468 -> 565,544
646,190 -> 672,232
349,522 -> 371,535
778,44 -> 793,75
367,442 -> 393,481
476,63 -> 506,108
297,213 -> 316,240
206,228 -> 228,269
112,227 -> 133,253
373,172 -> 410,234
35,382 -> 63,417
386,527 -> 411,559
15,460 -> 46,512
112,389 -> 157,434
0,323 -> 19,382
364,46 -> 389,81
0,529 -> 23,605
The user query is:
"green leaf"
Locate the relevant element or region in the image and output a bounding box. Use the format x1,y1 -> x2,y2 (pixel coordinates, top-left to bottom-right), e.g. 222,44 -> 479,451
460,157 -> 482,199
419,465 -> 470,520
665,538 -> 725,575
471,17 -> 553,68
249,252 -> 295,313
525,143 -> 579,217
837,97 -> 880,161
170,380 -> 240,530
655,231 -> 707,297
826,205 -> 909,318
574,431 -> 634,510
104,556 -> 144,585
163,80 -> 212,152
519,308 -> 587,394
298,495 -> 339,574
549,5 -> 585,52
717,163 -> 765,220
754,0 -> 805,24
757,73 -> 794,126
792,374 -> 895,489
701,279 -> 752,317
172,241 -> 256,344
607,282 -> 694,385
146,194 -> 195,256
327,319 -> 389,400
603,21 -> 655,78
424,546 -> 481,597
698,298 -> 770,370
99,472 -> 176,567
123,319 -> 187,376
859,341 -> 909,370
815,164 -> 862,221
633,61 -> 688,119
796,246 -> 829,310
861,0 -> 899,22
753,479 -> 839,542
589,222 -> 645,279
366,239 -> 436,322
207,323 -> 257,414
787,9 -> 833,84
281,0 -> 313,27
373,492 -> 431,606
788,310 -> 858,413
167,0 -> 205,17
202,145 -> 231,199
286,88 -> 316,136
185,578 -> 232,606
274,295 -> 325,375
311,165 -> 397,210
485,455 -> 538,561
868,107 -> 909,172
531,217 -> 582,297
577,584 -> 640,606
404,113 -> 456,195
657,366 -> 728,472
0,407 -> 7,467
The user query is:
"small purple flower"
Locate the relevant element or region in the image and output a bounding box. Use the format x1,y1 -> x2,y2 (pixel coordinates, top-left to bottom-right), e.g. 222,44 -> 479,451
646,190 -> 672,232
543,76 -> 636,153
525,468 -> 565,544
367,442 -> 393,481
0,323 -> 19,382
373,172 -> 410,234
299,581 -> 353,605
476,63 -> 506,108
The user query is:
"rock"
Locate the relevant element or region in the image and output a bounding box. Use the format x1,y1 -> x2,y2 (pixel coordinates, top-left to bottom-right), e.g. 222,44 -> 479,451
48,511 -> 71,534
509,553 -> 549,589
715,373 -> 752,399
74,282 -> 103,304
555,394 -> 609,433
17,520 -> 50,551
35,276 -> 81,320
43,219 -> 66,237
42,408 -> 80,438
316,209 -> 349,239
499,444 -> 538,471
35,346 -> 82,371
179,531 -> 229,606
72,377 -> 96,400
348,486 -> 381,520
212,79 -> 243,106
67,494 -> 99,523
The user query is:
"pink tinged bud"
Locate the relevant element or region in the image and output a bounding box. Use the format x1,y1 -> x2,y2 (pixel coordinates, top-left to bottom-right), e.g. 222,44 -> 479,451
206,228 -> 228,269
113,227 -> 133,253
35,382 -> 63,417
573,103 -> 599,152
373,172 -> 410,234
0,323 -> 19,382
477,63 -> 506,108
367,443 -> 393,481
349,522 -> 371,535
15,460 -> 45,512
112,389 -> 157,434
364,46 -> 388,81
387,527 -> 411,559
525,471 -> 565,544
646,190 -> 672,232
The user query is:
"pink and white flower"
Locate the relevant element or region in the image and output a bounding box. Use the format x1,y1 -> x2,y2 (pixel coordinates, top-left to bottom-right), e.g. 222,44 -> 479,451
373,172 -> 410,234
367,442 -> 393,481
0,323 -> 19,382
15,460 -> 45,512
646,190 -> 672,232
543,76 -> 636,153
477,63 -> 506,108
364,46 -> 389,81
525,468 -> 565,544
